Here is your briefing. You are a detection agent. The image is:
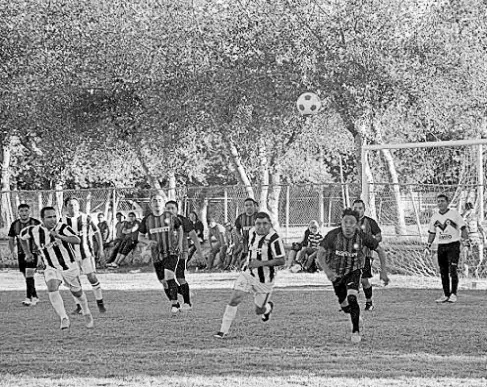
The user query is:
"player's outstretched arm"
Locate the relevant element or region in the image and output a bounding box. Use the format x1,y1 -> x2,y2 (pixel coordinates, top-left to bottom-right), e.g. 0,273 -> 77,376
316,247 -> 337,282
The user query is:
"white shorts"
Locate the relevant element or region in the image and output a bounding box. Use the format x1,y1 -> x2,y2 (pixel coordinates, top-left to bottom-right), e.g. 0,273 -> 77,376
44,266 -> 82,292
77,256 -> 96,275
233,271 -> 274,307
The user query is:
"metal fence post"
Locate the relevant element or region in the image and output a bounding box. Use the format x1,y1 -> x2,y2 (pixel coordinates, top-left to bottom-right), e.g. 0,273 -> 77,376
285,185 -> 290,240
223,188 -> 228,223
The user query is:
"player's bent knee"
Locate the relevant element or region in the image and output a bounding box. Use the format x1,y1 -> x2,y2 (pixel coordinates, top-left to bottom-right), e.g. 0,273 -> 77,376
25,268 -> 36,278
255,305 -> 266,315
347,292 -> 358,304
71,288 -> 82,298
87,273 -> 98,283
46,280 -> 60,292
177,278 -> 187,285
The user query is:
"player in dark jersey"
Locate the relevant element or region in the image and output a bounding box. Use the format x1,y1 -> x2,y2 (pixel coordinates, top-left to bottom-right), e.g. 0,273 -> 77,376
165,200 -> 203,311
317,208 -> 381,343
139,194 -> 183,314
352,199 -> 389,311
235,198 -> 259,268
8,204 -> 41,306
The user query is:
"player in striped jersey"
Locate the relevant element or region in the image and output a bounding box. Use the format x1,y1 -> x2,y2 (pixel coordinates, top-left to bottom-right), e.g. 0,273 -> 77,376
165,200 -> 203,311
139,194 -> 183,314
19,206 -> 94,330
8,204 -> 41,306
235,198 -> 259,269
352,199 -> 389,311
214,212 -> 285,338
63,197 -> 106,314
317,208 -> 381,343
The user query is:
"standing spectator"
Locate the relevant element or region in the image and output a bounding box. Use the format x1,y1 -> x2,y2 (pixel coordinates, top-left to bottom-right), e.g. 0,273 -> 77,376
462,202 -> 486,278
8,204 -> 41,306
188,211 -> 205,263
94,213 -> 110,267
106,212 -> 126,265
207,217 -> 227,270
223,222 -> 243,270
235,198 -> 259,268
107,212 -> 140,268
425,194 -> 469,303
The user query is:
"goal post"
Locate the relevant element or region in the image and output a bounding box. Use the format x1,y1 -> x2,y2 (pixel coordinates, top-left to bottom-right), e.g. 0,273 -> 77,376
361,139 -> 487,278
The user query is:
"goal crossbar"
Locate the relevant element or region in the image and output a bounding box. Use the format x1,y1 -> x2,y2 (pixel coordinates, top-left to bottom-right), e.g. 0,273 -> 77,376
363,139 -> 487,151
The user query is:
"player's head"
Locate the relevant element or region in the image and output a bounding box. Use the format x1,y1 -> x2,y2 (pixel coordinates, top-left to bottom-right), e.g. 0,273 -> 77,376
64,197 -> 80,216
128,212 -> 137,221
255,212 -> 272,236
116,212 -> 124,221
308,220 -> 319,233
244,198 -> 258,215
207,216 -> 217,228
437,194 -> 449,212
98,213 -> 105,221
224,221 -> 233,231
341,208 -> 359,238
165,200 -> 179,216
18,203 -> 30,220
352,199 -> 365,218
150,194 -> 165,214
189,211 -> 199,222
465,202 -> 474,211
41,206 -> 58,230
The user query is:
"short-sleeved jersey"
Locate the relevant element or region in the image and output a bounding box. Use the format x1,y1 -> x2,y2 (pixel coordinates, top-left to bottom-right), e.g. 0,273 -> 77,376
248,228 -> 285,284
63,213 -> 99,260
8,218 -> 41,254
139,212 -> 182,257
320,228 -> 379,277
209,223 -> 226,244
235,212 -> 258,252
192,220 -> 204,242
20,223 -> 78,271
122,220 -> 140,241
177,215 -> 194,253
428,209 -> 466,244
358,216 -> 381,257
115,221 -> 125,239
301,229 -> 323,249
98,221 -> 110,242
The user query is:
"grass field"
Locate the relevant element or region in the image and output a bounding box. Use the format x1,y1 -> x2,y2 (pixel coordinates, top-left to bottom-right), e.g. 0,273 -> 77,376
1,270 -> 487,387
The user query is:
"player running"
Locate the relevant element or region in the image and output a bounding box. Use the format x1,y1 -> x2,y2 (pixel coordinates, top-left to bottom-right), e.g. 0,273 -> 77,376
317,208 -> 381,343
19,206 -> 93,330
139,194 -> 183,314
63,197 -> 106,314
352,199 -> 389,310
164,200 -> 203,311
8,204 -> 41,306
235,198 -> 259,269
214,212 -> 285,338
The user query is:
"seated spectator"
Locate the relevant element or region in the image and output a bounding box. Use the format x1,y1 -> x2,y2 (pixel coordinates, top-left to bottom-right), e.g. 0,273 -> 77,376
206,217 -> 227,270
222,222 -> 243,270
107,212 -> 140,268
288,220 -> 324,273
106,212 -> 126,264
188,211 -> 205,264
94,213 -> 110,267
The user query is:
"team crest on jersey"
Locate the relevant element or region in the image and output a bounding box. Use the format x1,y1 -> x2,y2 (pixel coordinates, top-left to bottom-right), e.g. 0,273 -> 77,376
150,227 -> 169,233
434,219 -> 458,231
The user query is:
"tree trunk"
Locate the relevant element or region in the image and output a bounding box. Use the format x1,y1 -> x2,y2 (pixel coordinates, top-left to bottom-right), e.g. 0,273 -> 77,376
222,131 -> 254,198
364,153 -> 377,219
55,180 -> 64,215
167,171 -> 176,200
135,147 -> 167,199
1,142 -> 13,228
267,171 -> 282,229
259,144 -> 269,212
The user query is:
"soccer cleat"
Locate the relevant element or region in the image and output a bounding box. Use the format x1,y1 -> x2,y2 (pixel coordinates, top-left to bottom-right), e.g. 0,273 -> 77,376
213,331 -> 227,339
21,298 -> 32,306
261,301 -> 274,322
97,302 -> 107,313
351,332 -> 362,343
181,303 -> 193,312
30,297 -> 39,306
447,294 -> 457,303
107,263 -> 119,269
171,305 -> 181,315
435,295 -> 449,303
365,301 -> 374,311
60,317 -> 70,330
84,313 -> 94,328
71,305 -> 82,315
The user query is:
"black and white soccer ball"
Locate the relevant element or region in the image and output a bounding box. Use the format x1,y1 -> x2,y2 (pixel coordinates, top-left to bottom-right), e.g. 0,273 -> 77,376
296,92 -> 322,116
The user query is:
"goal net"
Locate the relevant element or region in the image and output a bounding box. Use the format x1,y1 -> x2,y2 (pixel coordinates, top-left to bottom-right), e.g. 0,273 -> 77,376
362,139 -> 487,279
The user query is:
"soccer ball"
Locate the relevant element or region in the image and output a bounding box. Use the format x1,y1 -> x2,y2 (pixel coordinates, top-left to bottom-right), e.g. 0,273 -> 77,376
296,92 -> 322,116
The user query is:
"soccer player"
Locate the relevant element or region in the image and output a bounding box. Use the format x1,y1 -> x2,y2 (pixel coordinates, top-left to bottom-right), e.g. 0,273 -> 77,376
62,197 -> 106,314
107,212 -> 140,268
352,199 -> 390,310
139,194 -> 183,314
19,206 -> 93,330
317,208 -> 381,343
214,212 -> 285,338
235,198 -> 259,269
165,200 -> 203,310
8,204 -> 41,306
462,202 -> 486,278
425,194 -> 469,303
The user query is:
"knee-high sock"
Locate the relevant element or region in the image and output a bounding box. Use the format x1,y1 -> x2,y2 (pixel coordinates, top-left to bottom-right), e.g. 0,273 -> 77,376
349,296 -> 360,333
451,264 -> 459,294
91,281 -> 103,301
166,279 -> 179,302
25,277 -> 32,299
179,282 -> 191,305
220,305 -> 238,334
363,286 -> 373,301
49,291 -> 68,319
72,292 -> 81,305
74,292 -> 91,315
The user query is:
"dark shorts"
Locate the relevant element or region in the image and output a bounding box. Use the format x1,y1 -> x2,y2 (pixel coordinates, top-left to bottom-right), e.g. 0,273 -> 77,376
437,242 -> 461,268
332,269 -> 362,304
18,253 -> 37,273
362,257 -> 374,279
119,239 -> 137,256
176,252 -> 188,279
153,255 -> 179,281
